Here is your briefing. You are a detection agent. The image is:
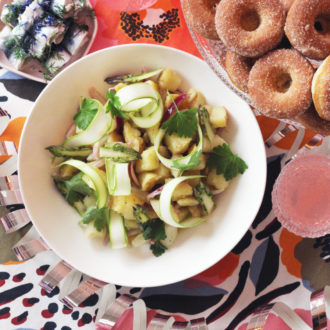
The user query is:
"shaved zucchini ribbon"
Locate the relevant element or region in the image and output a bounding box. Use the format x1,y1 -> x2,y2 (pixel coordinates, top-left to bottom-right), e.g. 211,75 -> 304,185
154,124 -> 203,174
115,83 -> 163,128
105,160 -> 131,196
58,159 -> 108,208
151,176 -> 206,228
108,210 -> 128,249
64,99 -> 112,148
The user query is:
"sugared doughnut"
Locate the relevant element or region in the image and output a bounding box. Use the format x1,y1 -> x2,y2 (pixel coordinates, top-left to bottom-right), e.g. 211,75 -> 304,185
215,0 -> 285,58
312,55 -> 330,121
285,0 -> 330,60
225,51 -> 255,93
182,0 -> 219,40
248,49 -> 314,119
297,106 -> 330,135
281,0 -> 295,12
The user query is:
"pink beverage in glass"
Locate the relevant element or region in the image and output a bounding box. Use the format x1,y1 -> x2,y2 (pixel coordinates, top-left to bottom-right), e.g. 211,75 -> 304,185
272,153 -> 330,237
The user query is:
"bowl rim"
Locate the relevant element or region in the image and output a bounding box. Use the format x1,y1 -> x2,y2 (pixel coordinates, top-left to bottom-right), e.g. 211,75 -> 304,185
18,43 -> 267,287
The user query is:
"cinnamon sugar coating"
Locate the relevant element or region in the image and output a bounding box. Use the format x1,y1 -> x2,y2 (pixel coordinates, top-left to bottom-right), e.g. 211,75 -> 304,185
285,0 -> 330,60
312,55 -> 330,121
281,0 -> 295,12
215,0 -> 285,58
182,0 -> 219,40
225,50 -> 255,93
248,49 -> 314,119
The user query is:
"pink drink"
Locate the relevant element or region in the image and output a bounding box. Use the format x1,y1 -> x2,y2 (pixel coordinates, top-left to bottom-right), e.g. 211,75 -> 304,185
272,153 -> 330,237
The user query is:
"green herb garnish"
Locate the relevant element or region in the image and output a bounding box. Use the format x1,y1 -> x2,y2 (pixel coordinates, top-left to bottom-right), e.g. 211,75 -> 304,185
161,91 -> 198,138
105,89 -> 128,119
82,206 -> 108,232
134,206 -> 167,257
73,97 -> 99,130
206,144 -> 248,181
150,241 -> 167,257
54,172 -> 93,205
141,219 -> 167,241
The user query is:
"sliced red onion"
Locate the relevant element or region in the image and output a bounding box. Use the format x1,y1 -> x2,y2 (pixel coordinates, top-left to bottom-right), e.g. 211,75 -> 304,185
115,116 -> 124,133
128,162 -> 140,187
216,127 -> 223,136
162,93 -> 187,123
147,185 -> 164,199
88,136 -> 108,161
65,123 -> 76,138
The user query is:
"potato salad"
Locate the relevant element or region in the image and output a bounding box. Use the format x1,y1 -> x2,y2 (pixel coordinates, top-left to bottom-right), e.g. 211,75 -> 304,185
47,68 -> 247,257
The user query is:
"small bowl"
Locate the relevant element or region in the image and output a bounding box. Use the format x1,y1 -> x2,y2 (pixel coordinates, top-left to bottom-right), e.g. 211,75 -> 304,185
18,44 -> 266,287
0,0 -> 97,83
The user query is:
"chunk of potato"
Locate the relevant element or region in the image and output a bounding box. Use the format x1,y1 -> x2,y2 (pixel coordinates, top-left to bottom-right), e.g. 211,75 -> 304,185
159,68 -> 182,92
114,83 -> 127,92
146,124 -> 160,145
172,206 -> 190,222
136,146 -> 159,173
145,80 -> 159,92
84,221 -> 106,239
187,88 -> 206,108
110,193 -> 145,219
164,133 -> 192,154
206,169 -> 230,191
123,121 -> 144,153
138,172 -> 160,192
152,163 -> 171,183
183,170 -> 201,187
107,131 -> 123,144
177,197 -> 199,206
188,205 -> 203,217
172,182 -> 193,201
146,205 -> 158,219
210,106 -> 227,128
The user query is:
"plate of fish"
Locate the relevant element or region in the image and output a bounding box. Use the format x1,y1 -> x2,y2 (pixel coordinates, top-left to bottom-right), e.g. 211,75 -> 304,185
0,0 -> 97,82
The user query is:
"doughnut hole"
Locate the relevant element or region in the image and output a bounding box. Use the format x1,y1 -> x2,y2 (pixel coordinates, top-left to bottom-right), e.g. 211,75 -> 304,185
248,49 -> 314,119
240,9 -> 260,31
272,71 -> 292,93
314,14 -> 330,35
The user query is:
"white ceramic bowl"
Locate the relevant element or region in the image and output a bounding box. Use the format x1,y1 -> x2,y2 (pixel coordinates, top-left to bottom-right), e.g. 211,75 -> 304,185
19,44 -> 266,287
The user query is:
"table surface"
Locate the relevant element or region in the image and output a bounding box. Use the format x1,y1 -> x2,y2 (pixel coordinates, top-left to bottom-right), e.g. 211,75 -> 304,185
0,1 -> 329,329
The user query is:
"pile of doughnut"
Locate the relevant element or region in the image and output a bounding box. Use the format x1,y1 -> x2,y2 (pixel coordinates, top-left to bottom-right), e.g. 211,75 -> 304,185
182,0 -> 330,134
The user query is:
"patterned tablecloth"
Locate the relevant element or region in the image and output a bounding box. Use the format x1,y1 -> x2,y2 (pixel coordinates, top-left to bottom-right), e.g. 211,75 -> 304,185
0,1 -> 329,329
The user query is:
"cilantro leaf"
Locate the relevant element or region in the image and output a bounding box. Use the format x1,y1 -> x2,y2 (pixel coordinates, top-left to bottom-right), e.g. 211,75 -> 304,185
172,149 -> 202,170
161,91 -> 198,138
54,172 -> 93,205
206,144 -> 248,181
82,206 -> 108,232
150,241 -> 167,257
161,107 -> 198,138
73,98 -> 99,130
106,90 -> 128,119
141,219 -> 167,241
